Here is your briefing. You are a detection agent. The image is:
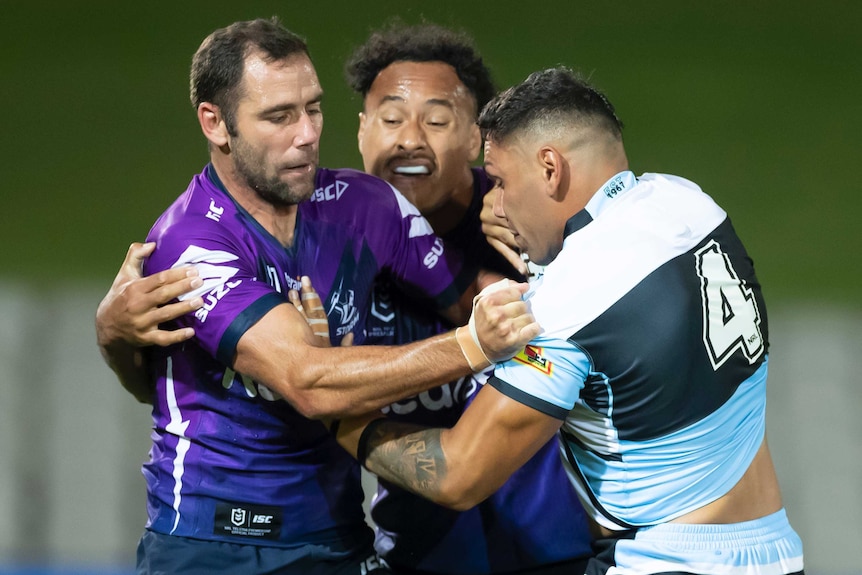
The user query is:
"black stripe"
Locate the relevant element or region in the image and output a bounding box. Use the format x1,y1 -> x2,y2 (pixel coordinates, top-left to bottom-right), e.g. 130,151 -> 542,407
217,292 -> 285,365
563,210 -> 593,237
488,375 -> 569,420
559,431 -> 638,531
560,428 -> 622,462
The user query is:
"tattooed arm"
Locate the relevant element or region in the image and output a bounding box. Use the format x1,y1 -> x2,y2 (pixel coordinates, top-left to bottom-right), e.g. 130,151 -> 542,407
335,384 -> 563,510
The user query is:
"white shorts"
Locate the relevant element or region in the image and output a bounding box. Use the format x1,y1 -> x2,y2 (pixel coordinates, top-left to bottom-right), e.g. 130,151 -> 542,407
586,508 -> 804,575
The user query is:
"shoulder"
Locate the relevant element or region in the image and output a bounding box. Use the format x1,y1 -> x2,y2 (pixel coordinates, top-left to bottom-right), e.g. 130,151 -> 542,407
309,167 -> 426,224
146,173 -> 248,274
311,167 -> 400,205
150,190 -> 240,244
635,173 -> 725,220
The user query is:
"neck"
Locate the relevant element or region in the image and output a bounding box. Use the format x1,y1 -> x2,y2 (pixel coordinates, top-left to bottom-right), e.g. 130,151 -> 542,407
568,153 -> 630,213
211,156 -> 299,248
424,170 -> 474,236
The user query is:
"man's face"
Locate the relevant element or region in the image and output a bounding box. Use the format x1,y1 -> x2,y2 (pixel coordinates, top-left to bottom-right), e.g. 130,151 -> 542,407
484,139 -> 563,266
357,61 -> 481,216
229,52 -> 323,206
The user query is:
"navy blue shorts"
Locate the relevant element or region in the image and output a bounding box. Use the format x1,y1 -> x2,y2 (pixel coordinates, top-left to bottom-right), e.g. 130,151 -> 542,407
136,529 -> 391,575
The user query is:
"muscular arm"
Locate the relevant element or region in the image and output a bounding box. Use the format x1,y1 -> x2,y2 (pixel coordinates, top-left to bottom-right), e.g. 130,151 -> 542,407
334,384 -> 563,510
95,243 -> 203,403
96,245 -> 538,415
233,280 -> 538,418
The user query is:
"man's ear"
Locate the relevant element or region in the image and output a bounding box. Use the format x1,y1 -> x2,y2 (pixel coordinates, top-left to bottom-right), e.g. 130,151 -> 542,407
538,146 -> 568,200
198,103 -> 229,148
356,112 -> 367,155
467,122 -> 482,163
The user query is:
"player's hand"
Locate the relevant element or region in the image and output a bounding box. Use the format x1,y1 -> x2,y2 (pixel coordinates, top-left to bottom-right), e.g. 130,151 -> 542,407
470,279 -> 540,363
95,242 -> 204,349
481,189 -> 527,276
288,275 -> 354,348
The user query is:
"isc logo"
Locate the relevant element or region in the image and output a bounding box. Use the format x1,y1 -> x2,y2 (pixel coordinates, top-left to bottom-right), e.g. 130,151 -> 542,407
311,180 -> 348,202
252,514 -> 273,524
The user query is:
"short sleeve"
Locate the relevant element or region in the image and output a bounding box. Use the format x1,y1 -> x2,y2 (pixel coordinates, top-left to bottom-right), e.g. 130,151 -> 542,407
145,219 -> 284,366
489,334 -> 591,420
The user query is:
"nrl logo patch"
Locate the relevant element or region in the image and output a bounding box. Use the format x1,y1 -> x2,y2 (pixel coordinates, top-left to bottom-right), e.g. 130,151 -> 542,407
513,345 -> 552,375
231,507 -> 247,527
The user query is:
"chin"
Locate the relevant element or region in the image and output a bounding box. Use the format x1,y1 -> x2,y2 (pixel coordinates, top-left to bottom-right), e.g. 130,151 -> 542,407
392,184 -> 422,207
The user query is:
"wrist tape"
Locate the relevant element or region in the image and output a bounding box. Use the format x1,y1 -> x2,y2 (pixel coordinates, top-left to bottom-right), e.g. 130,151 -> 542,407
456,325 -> 491,372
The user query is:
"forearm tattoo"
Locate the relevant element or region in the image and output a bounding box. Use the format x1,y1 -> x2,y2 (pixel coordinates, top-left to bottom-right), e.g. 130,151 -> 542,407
363,421 -> 447,500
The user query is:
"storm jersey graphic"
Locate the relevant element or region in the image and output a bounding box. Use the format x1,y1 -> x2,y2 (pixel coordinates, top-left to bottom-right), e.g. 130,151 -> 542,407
140,164 -> 469,548
491,172 -> 770,531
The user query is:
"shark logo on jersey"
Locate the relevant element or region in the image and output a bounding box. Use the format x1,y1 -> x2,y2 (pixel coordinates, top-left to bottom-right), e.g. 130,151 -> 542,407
170,245 -> 243,323
513,345 -> 553,375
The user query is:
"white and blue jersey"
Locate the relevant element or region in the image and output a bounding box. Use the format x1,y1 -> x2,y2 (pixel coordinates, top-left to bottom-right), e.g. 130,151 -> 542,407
140,164 -> 472,552
490,171 -> 790,529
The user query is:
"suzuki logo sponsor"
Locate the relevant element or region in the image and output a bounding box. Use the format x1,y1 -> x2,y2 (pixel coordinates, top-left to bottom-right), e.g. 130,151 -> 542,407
170,246 -> 243,324
423,237 -> 444,269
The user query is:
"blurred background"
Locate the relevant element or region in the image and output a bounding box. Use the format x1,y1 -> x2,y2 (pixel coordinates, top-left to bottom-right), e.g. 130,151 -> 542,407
1,0 -> 858,573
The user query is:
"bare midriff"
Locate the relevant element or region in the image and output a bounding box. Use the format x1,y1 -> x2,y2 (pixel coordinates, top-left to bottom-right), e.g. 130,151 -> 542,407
592,437 -> 783,539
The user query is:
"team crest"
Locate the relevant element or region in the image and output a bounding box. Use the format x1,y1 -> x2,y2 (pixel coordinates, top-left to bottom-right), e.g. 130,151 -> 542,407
513,345 -> 552,375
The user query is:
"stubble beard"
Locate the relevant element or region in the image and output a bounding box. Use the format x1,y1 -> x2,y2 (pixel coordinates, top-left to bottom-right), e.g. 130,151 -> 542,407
233,137 -> 316,207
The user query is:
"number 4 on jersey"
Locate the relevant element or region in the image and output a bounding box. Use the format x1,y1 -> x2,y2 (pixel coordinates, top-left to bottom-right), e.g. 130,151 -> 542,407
695,240 -> 764,371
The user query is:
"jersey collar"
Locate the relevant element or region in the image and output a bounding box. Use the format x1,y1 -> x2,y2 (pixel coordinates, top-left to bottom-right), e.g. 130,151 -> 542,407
563,170 -> 637,238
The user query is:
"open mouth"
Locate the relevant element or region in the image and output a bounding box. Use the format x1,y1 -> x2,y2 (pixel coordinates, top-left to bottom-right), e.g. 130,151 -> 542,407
389,156 -> 433,177
393,165 -> 430,175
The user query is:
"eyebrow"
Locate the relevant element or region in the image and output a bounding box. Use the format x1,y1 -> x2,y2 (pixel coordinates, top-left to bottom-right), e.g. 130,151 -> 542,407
259,92 -> 324,116
380,95 -> 456,110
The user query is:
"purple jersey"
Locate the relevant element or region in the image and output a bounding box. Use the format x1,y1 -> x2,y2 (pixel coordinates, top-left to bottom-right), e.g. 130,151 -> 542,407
366,169 -> 593,573
140,164 -> 471,550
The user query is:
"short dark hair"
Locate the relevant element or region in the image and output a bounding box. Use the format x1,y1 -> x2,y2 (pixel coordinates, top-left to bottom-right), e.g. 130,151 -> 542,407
478,66 -> 623,143
190,17 -> 309,134
344,20 -> 495,116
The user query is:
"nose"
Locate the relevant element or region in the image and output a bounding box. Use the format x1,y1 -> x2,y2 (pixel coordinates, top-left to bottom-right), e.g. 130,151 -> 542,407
397,118 -> 426,152
492,187 -> 506,219
295,112 -> 321,147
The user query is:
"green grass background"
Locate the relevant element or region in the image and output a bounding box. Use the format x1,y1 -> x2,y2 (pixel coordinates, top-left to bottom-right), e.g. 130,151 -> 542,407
2,0 -> 859,306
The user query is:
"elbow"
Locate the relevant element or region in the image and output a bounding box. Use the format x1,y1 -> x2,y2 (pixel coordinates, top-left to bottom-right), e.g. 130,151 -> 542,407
293,401 -> 341,420
281,392 -> 331,420
434,482 -> 487,511
275,382 -> 351,420
425,462 -> 490,511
